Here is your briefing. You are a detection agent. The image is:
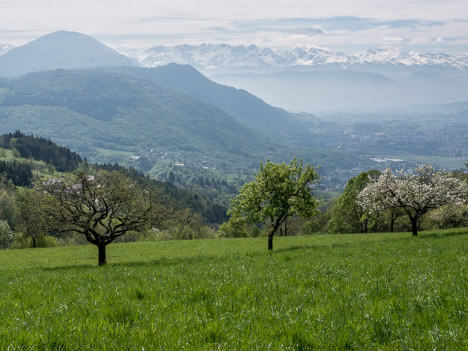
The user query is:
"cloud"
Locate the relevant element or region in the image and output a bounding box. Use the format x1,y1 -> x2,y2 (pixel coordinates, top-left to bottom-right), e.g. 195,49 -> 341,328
291,26 -> 327,35
382,37 -> 404,44
0,1 -> 467,53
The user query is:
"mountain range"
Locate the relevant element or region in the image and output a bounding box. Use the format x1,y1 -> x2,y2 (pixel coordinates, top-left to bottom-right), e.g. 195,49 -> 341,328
116,44 -> 468,72
2,33 -> 468,111
114,44 -> 468,112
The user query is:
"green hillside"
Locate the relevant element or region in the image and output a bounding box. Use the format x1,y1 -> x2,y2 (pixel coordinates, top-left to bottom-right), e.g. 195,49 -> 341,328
0,70 -> 279,170
0,229 -> 467,349
103,64 -> 301,139
102,65 -> 343,149
0,69 -> 356,174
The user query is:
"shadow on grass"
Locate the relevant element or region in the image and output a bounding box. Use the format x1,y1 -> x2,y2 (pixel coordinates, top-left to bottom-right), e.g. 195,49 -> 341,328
274,244 -> 318,254
40,253 -> 231,271
419,228 -> 468,240
40,228 -> 468,271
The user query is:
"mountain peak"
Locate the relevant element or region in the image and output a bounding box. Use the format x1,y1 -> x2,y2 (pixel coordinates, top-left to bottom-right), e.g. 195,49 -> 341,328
0,31 -> 133,77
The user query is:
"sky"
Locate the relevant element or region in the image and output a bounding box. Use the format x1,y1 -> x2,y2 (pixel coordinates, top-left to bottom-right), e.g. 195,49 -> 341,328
1,0 -> 468,53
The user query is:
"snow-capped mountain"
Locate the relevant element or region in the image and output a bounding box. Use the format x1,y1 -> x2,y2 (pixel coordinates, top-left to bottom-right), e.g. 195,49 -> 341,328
0,43 -> 14,56
116,44 -> 468,72
350,49 -> 468,69
118,44 -> 288,70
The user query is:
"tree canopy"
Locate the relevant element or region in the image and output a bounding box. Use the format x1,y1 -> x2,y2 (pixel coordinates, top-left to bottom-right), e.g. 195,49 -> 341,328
358,165 -> 467,236
328,170 -> 380,234
229,158 -> 319,250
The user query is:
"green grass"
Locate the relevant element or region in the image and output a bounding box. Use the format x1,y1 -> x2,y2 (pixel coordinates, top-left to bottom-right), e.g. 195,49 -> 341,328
95,147 -> 135,157
1,229 -> 467,350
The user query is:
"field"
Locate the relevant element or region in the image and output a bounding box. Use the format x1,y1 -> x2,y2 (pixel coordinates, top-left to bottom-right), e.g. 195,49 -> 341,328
1,229 -> 467,350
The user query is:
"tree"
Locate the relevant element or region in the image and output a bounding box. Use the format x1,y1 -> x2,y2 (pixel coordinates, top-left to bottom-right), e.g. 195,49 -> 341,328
328,170 -> 380,233
229,158 -> 319,250
0,220 -> 14,249
357,165 -> 467,236
40,171 -> 174,265
15,187 -> 52,247
427,203 -> 468,229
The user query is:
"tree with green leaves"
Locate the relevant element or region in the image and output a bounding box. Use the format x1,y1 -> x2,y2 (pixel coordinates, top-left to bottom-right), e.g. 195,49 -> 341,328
328,170 -> 380,234
15,187 -> 52,248
229,158 -> 319,250
0,220 -> 14,249
38,171 -> 175,265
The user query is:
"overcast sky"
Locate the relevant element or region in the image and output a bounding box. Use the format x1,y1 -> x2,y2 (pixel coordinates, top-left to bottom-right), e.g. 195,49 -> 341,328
1,0 -> 468,53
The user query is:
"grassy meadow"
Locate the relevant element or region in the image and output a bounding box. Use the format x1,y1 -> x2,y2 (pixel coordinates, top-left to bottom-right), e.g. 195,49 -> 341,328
0,229 -> 467,350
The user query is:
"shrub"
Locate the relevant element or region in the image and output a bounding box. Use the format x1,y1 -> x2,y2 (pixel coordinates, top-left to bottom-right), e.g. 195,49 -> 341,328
0,220 -> 14,249
162,224 -> 216,240
35,236 -> 58,248
11,233 -> 57,248
11,232 -> 30,249
114,230 -> 159,243
299,220 -> 322,235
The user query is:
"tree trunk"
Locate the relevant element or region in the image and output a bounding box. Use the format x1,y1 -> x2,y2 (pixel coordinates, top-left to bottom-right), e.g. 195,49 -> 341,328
32,236 -> 37,248
98,244 -> 107,266
390,216 -> 395,233
411,217 -> 418,236
268,224 -> 276,251
284,218 -> 288,236
268,234 -> 274,251
362,219 -> 368,233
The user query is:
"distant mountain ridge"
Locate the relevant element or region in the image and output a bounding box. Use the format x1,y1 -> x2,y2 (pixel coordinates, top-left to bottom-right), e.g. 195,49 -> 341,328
0,31 -> 133,77
100,64 -> 312,141
117,44 -> 468,72
0,43 -> 13,55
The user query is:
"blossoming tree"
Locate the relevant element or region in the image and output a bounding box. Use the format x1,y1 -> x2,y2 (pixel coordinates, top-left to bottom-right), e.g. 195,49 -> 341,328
357,165 -> 467,236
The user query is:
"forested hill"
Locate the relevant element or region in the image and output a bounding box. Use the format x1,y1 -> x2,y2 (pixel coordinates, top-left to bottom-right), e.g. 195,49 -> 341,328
0,69 -> 277,168
0,131 -> 83,187
0,131 -> 82,172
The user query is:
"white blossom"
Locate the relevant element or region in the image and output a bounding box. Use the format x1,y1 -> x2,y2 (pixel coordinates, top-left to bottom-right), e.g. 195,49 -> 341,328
357,165 -> 468,235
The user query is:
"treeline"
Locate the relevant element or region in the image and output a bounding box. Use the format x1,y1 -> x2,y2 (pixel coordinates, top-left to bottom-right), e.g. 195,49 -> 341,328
0,160 -> 32,187
149,163 -> 249,207
0,131 -> 82,171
